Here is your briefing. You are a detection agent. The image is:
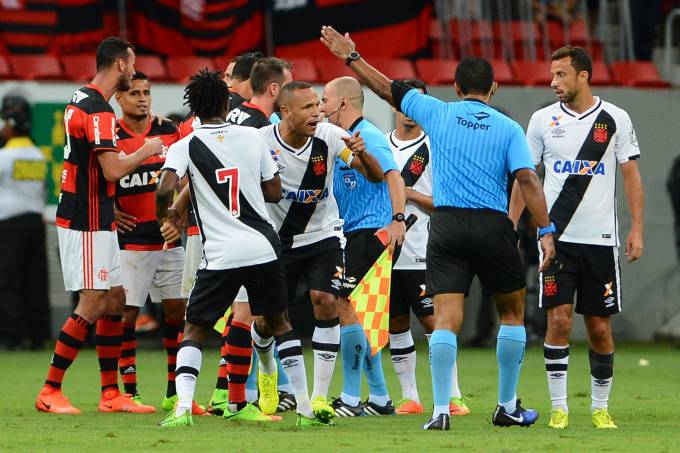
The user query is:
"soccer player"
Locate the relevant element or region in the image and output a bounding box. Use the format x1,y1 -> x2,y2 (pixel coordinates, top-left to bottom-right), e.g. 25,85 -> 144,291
508,46 -> 644,430
156,69 -> 328,428
318,76 -> 405,417
36,36 -> 164,414
384,78 -> 469,416
321,26 -> 555,431
260,80 -> 384,421
112,71 -> 206,414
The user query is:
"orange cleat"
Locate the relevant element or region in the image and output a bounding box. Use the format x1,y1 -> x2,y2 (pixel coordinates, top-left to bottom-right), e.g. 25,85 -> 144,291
395,399 -> 424,415
99,389 -> 155,413
449,397 -> 470,416
192,400 -> 210,416
135,314 -> 159,332
35,387 -> 81,414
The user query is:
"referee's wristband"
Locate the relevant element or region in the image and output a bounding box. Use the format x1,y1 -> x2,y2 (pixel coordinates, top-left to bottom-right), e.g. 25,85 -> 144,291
537,222 -> 556,239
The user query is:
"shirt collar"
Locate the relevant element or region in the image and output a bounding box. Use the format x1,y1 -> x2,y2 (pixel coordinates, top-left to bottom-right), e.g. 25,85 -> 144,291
4,137 -> 34,149
348,116 -> 364,132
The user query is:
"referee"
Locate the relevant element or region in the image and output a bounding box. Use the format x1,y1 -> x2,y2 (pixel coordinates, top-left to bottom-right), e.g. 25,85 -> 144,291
321,26 -> 556,431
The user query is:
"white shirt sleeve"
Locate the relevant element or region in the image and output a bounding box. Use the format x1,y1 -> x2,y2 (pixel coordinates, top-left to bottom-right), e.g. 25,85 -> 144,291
321,123 -> 353,165
614,110 -> 640,163
162,139 -> 190,178
258,133 -> 278,181
525,111 -> 545,165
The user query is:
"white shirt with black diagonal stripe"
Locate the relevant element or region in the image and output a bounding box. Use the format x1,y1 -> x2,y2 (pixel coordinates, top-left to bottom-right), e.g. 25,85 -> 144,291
527,97 -> 640,246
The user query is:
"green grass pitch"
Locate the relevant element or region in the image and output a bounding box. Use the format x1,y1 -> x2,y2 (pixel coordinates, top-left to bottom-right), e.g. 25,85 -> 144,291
1,342 -> 678,452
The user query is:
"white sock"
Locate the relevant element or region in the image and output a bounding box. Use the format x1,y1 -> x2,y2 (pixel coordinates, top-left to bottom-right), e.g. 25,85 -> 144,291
450,360 -> 462,399
590,349 -> 614,412
591,376 -> 612,411
175,343 -> 202,416
544,343 -> 569,412
276,332 -> 313,418
433,405 -> 449,418
251,323 -> 276,375
368,393 -> 389,406
246,388 -> 258,403
340,392 -> 361,407
500,397 -> 517,414
389,330 -> 419,403
311,321 -> 340,400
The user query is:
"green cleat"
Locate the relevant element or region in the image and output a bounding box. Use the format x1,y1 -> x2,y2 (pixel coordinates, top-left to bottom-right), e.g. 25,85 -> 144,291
208,389 -> 229,415
159,409 -> 193,428
223,403 -> 282,422
296,413 -> 335,427
132,394 -> 155,409
449,396 -> 470,416
311,396 -> 335,423
258,371 -> 279,415
161,395 -> 176,412
548,408 -> 569,429
592,408 -> 617,429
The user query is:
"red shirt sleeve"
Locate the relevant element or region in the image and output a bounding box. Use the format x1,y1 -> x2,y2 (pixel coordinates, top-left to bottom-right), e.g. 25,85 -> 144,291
86,111 -> 118,153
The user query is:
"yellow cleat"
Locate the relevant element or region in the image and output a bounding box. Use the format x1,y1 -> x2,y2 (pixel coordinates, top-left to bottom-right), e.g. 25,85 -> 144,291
592,408 -> 617,429
311,396 -> 335,422
258,371 -> 279,415
548,408 -> 569,429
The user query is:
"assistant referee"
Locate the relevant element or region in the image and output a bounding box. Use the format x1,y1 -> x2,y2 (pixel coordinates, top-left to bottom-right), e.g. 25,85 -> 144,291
321,26 -> 556,431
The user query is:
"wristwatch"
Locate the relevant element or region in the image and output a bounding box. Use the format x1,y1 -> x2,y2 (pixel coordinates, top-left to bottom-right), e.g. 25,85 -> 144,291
345,50 -> 361,66
538,222 -> 556,239
392,213 -> 406,222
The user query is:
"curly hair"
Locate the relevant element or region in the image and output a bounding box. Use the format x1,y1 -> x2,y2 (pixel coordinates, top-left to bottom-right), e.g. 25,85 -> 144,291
183,69 -> 230,120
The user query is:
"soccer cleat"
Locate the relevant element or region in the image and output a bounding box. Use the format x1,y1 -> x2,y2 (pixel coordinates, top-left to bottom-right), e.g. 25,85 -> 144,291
296,413 -> 335,427
132,394 -> 156,411
548,408 -> 569,429
99,390 -> 155,413
207,389 -> 229,415
592,408 -> 618,429
311,396 -> 336,422
161,395 -> 208,415
159,409 -> 193,428
363,400 -> 396,416
35,387 -> 81,414
258,371 -> 279,415
450,397 -> 470,416
135,314 -> 159,332
330,397 -> 363,417
223,403 -> 282,422
423,413 -> 450,430
395,399 -> 424,415
276,391 -> 296,412
492,399 -> 539,427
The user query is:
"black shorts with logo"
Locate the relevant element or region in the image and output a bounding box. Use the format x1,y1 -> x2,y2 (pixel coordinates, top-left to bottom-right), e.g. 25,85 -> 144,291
390,270 -> 434,318
539,241 -> 621,316
281,237 -> 344,305
426,207 -> 525,296
186,259 -> 287,327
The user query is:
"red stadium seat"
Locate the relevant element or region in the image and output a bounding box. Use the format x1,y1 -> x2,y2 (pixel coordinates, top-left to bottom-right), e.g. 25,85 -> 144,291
610,61 -> 671,88
285,57 -> 318,83
590,60 -> 614,86
489,60 -> 518,85
510,60 -> 552,86
0,55 -> 12,79
370,58 -> 416,80
415,59 -> 458,85
166,56 -> 214,83
315,58 -> 355,83
9,55 -> 62,80
213,55 -> 234,73
134,55 -> 169,81
61,54 -> 96,82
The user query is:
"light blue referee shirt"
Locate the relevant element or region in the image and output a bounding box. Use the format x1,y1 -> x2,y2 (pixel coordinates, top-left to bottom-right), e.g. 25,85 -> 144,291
333,117 -> 399,232
400,90 -> 534,213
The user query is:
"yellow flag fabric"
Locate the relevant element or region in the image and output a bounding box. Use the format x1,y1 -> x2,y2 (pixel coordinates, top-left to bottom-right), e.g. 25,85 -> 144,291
213,306 -> 233,333
349,248 -> 393,356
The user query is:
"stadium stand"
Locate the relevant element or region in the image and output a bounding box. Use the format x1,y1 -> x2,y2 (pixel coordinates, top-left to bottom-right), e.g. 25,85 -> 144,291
285,57 -> 319,83
610,61 -> 671,88
166,56 -> 214,83
511,60 -> 553,86
133,55 -> 169,82
9,55 -> 62,80
61,55 -> 97,82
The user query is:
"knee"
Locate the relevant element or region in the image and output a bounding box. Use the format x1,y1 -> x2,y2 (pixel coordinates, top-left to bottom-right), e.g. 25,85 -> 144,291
163,301 -> 186,324
587,320 -> 611,343
122,306 -> 139,324
106,286 -> 126,314
260,312 -> 291,337
549,312 -> 572,338
389,314 -> 411,333
311,292 -> 338,319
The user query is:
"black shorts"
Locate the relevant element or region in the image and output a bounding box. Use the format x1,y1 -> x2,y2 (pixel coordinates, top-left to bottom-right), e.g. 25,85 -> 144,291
186,260 -> 287,327
281,237 -> 344,305
539,241 -> 621,316
426,207 -> 525,296
390,270 -> 434,318
340,228 -> 400,299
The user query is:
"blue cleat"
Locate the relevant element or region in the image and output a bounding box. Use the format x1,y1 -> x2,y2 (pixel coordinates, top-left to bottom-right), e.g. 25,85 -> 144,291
492,399 -> 539,427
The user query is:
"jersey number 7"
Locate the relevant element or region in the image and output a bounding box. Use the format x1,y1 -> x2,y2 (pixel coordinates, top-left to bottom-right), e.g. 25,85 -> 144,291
215,167 -> 240,217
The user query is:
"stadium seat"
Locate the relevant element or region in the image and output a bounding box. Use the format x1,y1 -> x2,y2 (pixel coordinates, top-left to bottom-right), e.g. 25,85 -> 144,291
489,60 -> 518,85
370,58 -> 416,80
166,56 -> 214,83
510,60 -> 552,86
133,55 -> 169,81
61,54 -> 96,82
285,57 -> 318,83
315,58 -> 355,83
0,55 -> 12,79
415,59 -> 457,85
9,55 -> 63,80
590,60 -> 614,86
610,61 -> 671,88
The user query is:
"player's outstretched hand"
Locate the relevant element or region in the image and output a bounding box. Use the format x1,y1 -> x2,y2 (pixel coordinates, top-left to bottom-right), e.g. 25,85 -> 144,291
320,26 -> 355,60
538,234 -> 556,272
114,207 -> 136,233
144,137 -> 165,156
625,228 -> 643,262
342,131 -> 365,156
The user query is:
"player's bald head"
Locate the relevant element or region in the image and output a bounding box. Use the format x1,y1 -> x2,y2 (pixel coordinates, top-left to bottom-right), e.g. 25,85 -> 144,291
325,76 -> 363,109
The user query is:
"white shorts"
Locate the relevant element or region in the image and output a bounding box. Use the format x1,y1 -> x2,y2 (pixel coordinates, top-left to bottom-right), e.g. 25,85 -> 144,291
57,227 -> 122,291
181,234 -> 248,302
121,247 -> 185,307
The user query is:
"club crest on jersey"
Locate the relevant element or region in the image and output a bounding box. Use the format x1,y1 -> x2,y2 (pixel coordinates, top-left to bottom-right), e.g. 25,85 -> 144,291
543,275 -> 557,296
284,188 -> 329,203
593,122 -> 608,143
343,171 -> 357,191
409,155 -> 425,176
311,155 -> 326,176
120,170 -> 160,188
553,160 -> 605,176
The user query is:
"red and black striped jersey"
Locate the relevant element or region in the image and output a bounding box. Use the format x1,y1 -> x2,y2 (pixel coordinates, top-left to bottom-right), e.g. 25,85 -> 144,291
56,84 -> 118,231
115,119 -> 181,251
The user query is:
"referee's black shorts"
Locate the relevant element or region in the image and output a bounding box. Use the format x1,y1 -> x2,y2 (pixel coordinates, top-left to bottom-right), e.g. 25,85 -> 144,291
426,207 -> 525,296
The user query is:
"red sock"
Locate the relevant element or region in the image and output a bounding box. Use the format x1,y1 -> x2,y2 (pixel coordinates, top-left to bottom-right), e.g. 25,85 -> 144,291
163,319 -> 182,398
215,317 -> 231,390
45,314 -> 91,389
226,320 -> 252,404
118,322 -> 137,395
96,315 -> 122,394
